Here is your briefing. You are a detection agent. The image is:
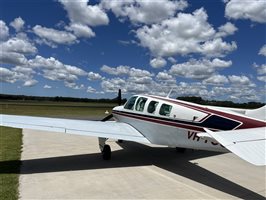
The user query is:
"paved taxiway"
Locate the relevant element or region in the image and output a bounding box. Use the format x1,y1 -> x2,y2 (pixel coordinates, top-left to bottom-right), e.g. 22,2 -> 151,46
19,129 -> 265,199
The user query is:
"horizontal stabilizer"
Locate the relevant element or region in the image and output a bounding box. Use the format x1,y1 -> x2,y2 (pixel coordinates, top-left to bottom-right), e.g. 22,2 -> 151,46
0,114 -> 150,144
198,127 -> 266,166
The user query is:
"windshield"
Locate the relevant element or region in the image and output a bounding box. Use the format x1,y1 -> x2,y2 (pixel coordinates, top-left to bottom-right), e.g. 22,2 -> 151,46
124,96 -> 138,110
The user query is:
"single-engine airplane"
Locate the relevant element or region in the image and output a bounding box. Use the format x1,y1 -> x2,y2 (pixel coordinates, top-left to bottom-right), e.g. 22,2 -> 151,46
1,90 -> 265,166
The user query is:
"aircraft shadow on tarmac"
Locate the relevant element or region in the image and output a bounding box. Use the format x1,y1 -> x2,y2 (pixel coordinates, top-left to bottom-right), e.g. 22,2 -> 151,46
0,141 -> 264,200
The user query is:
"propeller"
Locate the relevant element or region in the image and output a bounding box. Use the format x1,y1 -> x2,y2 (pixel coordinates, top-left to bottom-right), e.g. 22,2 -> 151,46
118,89 -> 122,106
101,89 -> 122,122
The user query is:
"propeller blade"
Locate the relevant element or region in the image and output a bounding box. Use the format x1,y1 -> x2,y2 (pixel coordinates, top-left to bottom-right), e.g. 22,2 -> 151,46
118,89 -> 122,106
101,114 -> 113,122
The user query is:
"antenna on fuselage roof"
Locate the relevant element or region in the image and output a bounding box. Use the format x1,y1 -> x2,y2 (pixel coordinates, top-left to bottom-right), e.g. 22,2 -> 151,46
166,87 -> 174,98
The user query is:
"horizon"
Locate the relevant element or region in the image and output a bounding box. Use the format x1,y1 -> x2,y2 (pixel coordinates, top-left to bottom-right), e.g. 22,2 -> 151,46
1,92 -> 265,105
0,0 -> 265,102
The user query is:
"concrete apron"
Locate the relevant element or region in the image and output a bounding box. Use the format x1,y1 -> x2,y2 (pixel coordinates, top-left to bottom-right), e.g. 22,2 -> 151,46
19,129 -> 266,199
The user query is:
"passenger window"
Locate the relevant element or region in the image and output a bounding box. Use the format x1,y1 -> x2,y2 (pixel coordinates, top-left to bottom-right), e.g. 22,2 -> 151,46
135,97 -> 147,112
159,104 -> 172,116
124,96 -> 138,110
147,101 -> 159,114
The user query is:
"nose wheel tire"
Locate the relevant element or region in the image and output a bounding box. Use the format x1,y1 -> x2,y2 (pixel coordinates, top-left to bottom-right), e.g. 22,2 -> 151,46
102,145 -> 111,160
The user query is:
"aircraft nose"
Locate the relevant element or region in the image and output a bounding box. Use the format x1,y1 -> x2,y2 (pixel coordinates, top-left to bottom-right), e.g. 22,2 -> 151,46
113,105 -> 123,111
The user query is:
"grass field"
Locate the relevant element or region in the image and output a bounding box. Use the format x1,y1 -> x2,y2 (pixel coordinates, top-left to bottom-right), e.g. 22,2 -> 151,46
0,101 -> 117,119
0,126 -> 22,200
0,101 -> 115,199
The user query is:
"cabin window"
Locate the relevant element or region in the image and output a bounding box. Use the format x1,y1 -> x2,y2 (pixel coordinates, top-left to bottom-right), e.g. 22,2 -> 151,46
135,97 -> 147,112
147,101 -> 159,114
159,104 -> 172,116
124,96 -> 138,110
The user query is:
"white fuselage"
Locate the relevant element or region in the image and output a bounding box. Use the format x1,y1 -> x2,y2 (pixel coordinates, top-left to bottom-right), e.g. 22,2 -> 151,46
112,95 -> 229,152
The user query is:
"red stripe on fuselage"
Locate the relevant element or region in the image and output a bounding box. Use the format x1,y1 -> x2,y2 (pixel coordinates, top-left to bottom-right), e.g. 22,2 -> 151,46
113,110 -> 212,132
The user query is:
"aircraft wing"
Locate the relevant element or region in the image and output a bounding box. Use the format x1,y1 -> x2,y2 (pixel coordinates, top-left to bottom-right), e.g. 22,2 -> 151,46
198,127 -> 266,166
0,114 -> 150,144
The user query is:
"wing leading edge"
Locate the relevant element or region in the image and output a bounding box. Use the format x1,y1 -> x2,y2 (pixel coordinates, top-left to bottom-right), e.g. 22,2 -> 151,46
198,127 -> 266,166
0,114 -> 150,144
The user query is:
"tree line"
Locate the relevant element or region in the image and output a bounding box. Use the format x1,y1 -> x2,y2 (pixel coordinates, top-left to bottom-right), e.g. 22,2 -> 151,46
0,94 -> 127,104
177,96 -> 265,109
0,94 -> 264,108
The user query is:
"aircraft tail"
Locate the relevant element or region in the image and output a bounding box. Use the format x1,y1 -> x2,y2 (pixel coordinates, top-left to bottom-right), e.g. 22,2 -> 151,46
245,105 -> 266,121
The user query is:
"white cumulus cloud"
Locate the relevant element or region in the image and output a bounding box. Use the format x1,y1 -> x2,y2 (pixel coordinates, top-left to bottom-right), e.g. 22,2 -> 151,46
216,22 -> 238,38
210,86 -> 260,102
101,78 -> 127,93
257,76 -> 266,82
228,75 -> 254,86
0,67 -> 15,83
150,57 -> 167,68
129,67 -> 153,77
101,65 -> 130,76
0,66 -> 36,85
0,33 -> 36,65
59,0 -> 109,26
10,17 -> 25,32
167,57 -> 176,64
259,44 -> 266,56
65,23 -> 95,38
200,38 -> 237,57
12,66 -> 35,75
254,63 -> 266,82
0,20 -> 9,40
136,8 -> 237,57
225,0 -> 266,23
101,0 -> 188,24
23,79 -> 38,87
88,71 -> 102,80
203,74 -> 229,85
28,55 -> 87,87
1,37 -> 37,54
0,52 -> 28,65
101,65 -> 153,78
169,58 -> 232,79
156,71 -> 176,85
156,71 -> 173,81
65,82 -> 85,90
33,25 -> 78,45
44,84 -> 52,89
87,86 -> 96,93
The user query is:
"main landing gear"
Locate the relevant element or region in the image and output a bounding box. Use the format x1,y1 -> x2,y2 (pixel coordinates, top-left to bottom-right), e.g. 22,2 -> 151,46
98,137 -> 111,160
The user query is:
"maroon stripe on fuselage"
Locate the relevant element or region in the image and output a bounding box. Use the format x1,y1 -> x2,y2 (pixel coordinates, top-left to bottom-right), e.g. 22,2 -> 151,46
113,110 -> 210,132
148,96 -> 266,129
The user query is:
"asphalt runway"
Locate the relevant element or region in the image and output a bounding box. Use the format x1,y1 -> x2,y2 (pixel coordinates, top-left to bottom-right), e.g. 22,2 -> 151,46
19,129 -> 266,199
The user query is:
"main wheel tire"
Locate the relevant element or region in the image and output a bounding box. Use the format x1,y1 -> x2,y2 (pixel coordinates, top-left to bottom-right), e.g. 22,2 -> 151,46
102,145 -> 111,160
176,147 -> 186,153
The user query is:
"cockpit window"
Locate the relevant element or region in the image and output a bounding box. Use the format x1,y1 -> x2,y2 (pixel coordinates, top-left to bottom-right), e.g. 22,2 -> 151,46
147,101 -> 159,114
124,96 -> 138,110
159,104 -> 172,116
135,97 -> 147,112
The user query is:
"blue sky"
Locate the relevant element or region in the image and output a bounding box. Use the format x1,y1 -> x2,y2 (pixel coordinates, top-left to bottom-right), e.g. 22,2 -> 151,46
0,0 -> 265,102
